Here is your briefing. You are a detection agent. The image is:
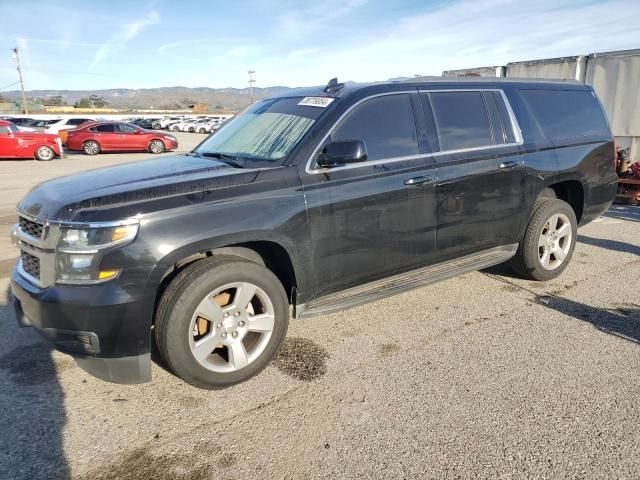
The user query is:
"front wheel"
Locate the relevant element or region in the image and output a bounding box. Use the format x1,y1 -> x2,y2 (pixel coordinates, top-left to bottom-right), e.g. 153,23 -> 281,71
148,140 -> 165,154
155,256 -> 289,389
35,146 -> 55,161
511,198 -> 577,281
198,128 -> 206,134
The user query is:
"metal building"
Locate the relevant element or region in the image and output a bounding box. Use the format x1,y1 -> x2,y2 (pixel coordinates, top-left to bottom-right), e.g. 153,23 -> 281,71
442,48 -> 640,160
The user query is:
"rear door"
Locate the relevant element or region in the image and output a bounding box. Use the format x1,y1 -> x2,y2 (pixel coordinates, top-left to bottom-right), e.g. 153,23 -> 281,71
0,125 -> 19,157
301,92 -> 438,297
92,124 -> 118,150
421,89 -> 526,260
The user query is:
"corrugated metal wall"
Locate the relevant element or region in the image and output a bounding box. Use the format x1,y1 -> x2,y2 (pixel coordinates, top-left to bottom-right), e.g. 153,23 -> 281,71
442,49 -> 640,159
506,56 -> 585,82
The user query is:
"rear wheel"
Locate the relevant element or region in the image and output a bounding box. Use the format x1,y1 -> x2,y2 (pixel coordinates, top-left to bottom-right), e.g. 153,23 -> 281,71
149,140 -> 165,154
155,256 -> 289,389
511,199 -> 577,281
34,146 -> 55,161
198,128 -> 207,134
172,125 -> 180,132
83,141 -> 100,155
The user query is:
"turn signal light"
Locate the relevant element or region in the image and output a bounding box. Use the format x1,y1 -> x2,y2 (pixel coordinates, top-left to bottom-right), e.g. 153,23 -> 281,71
111,227 -> 133,242
98,270 -> 119,280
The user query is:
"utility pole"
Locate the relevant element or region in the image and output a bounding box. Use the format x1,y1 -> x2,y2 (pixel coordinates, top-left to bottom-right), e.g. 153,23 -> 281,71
11,48 -> 28,114
248,70 -> 255,104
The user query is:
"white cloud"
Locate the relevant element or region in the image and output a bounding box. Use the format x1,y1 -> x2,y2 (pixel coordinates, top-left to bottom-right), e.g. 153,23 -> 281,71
253,0 -> 640,86
90,11 -> 160,69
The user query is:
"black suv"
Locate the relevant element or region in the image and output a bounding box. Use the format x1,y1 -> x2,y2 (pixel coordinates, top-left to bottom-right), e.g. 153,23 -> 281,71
10,78 -> 617,388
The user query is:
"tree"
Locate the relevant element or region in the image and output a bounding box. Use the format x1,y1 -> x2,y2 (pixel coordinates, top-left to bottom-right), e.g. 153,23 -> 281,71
89,94 -> 108,108
43,95 -> 66,106
74,98 -> 92,108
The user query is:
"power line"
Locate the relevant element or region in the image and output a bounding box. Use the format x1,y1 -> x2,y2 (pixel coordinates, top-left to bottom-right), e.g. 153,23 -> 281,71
0,80 -> 20,91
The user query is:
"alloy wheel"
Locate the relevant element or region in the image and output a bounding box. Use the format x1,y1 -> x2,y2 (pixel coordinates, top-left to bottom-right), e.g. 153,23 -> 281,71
538,213 -> 572,270
188,282 -> 275,373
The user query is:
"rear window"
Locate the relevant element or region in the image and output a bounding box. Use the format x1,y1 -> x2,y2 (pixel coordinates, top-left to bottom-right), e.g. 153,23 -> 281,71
428,92 -> 493,151
520,89 -> 609,141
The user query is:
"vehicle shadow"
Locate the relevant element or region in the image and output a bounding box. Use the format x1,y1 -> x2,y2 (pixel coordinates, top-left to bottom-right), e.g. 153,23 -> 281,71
605,204 -> 640,223
0,283 -> 70,480
534,294 -> 640,344
577,234 -> 640,256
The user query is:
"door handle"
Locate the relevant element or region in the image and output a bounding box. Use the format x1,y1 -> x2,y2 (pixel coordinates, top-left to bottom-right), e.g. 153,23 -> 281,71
404,176 -> 431,186
499,160 -> 518,169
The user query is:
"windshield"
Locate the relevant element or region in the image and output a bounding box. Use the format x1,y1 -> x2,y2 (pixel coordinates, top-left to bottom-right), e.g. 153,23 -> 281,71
194,97 -> 329,163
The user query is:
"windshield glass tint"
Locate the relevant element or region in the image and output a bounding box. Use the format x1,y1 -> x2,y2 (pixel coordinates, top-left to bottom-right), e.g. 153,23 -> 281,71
195,97 -> 327,161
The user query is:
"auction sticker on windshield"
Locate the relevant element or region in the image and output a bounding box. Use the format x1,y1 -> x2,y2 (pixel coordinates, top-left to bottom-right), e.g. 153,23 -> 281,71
298,97 -> 335,108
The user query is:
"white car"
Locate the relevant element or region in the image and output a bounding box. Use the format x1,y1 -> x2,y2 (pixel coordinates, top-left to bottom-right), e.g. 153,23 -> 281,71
44,117 -> 95,134
194,120 -> 224,134
184,119 -> 213,132
169,119 -> 197,132
159,116 -> 185,129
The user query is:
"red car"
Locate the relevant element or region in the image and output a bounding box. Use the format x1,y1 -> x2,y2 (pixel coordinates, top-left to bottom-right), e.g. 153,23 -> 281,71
0,120 -> 63,161
66,121 -> 178,155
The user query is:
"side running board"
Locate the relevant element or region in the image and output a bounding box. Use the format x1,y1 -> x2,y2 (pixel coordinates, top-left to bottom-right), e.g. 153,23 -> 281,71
297,244 -> 518,318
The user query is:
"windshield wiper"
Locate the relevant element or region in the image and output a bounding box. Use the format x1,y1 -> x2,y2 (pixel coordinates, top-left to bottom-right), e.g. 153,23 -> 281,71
199,152 -> 244,168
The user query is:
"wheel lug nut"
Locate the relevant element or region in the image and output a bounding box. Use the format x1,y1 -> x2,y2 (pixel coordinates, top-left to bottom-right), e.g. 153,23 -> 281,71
224,313 -> 229,318
238,320 -> 245,327
234,312 -> 240,317
221,332 -> 227,338
216,323 -> 222,329
232,331 -> 238,338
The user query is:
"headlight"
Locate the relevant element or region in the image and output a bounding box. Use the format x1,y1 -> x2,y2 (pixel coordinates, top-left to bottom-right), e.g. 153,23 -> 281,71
56,223 -> 138,284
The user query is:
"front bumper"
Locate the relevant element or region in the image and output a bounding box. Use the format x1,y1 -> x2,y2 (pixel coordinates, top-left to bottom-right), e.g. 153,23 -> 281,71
10,267 -> 152,384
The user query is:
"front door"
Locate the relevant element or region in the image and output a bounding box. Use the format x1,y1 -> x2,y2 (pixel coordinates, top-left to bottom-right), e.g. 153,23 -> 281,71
115,123 -> 146,149
301,92 -> 438,298
421,89 -> 526,260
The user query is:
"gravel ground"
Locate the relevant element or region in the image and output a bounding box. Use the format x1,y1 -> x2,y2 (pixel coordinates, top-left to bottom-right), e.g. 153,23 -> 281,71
0,141 -> 638,479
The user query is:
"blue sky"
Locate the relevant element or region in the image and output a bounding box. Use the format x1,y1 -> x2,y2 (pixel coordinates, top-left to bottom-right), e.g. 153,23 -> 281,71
0,0 -> 638,91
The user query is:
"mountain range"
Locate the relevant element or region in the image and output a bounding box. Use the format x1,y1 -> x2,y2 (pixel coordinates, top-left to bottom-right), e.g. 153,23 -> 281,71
1,86 -> 294,111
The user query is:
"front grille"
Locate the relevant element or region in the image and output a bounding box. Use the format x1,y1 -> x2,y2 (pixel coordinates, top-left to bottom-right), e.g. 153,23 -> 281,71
21,251 -> 40,280
19,216 -> 45,239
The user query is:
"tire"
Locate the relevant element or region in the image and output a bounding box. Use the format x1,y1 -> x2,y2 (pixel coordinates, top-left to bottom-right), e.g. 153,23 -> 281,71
188,127 -> 195,133
172,125 -> 180,132
152,122 -> 161,130
83,141 -> 100,155
155,255 -> 289,389
149,140 -> 165,154
511,199 -> 577,281
35,146 -> 55,161
198,128 -> 206,134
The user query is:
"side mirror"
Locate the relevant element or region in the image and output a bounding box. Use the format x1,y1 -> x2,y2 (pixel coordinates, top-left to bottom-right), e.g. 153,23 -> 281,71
133,129 -> 141,134
316,140 -> 367,168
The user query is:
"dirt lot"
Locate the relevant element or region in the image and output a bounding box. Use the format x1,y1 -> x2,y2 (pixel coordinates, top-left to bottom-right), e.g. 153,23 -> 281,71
0,134 -> 639,479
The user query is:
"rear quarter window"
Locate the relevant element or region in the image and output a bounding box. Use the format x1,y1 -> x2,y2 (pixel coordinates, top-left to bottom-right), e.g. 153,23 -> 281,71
519,89 -> 610,141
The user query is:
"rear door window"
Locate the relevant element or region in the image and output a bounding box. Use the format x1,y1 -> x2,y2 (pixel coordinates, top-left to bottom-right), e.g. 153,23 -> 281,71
427,91 -> 493,151
94,124 -> 116,133
330,94 -> 419,161
520,89 -> 610,141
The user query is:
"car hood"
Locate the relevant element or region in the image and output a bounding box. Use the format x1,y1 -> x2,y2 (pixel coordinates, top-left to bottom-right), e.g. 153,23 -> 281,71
17,154 -> 260,222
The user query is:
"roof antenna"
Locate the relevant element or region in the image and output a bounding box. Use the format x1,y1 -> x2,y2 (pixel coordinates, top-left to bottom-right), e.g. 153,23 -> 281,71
324,77 -> 344,93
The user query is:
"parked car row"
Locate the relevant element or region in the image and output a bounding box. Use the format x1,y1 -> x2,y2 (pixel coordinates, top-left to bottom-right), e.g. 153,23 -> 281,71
158,115 -> 229,133
0,118 -> 178,160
